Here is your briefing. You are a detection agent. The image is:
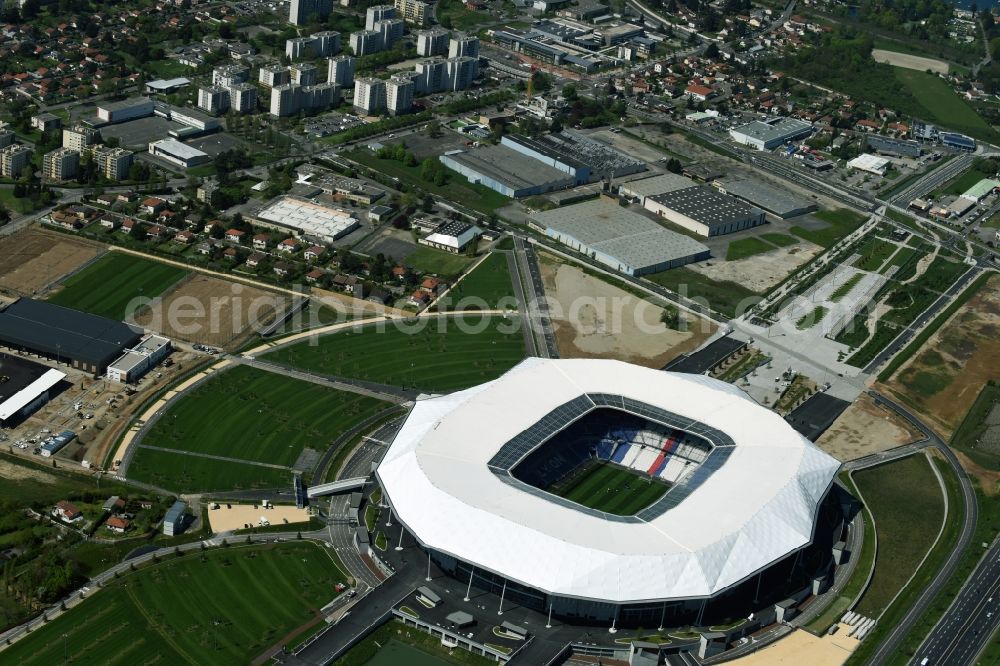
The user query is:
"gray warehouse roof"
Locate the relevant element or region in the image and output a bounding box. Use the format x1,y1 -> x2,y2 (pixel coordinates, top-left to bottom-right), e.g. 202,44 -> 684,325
0,298 -> 142,368
649,186 -> 761,230
715,178 -> 815,218
443,145 -> 574,191
532,198 -> 709,268
731,117 -> 812,143
619,172 -> 697,200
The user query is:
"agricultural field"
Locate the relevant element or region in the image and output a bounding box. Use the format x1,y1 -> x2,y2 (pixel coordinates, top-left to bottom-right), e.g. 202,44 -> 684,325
262,316 -> 526,392
853,454 -> 945,617
432,253 -> 516,311
45,252 -> 187,320
791,209 -> 867,248
1,542 -> 346,666
550,461 -> 668,516
127,365 -> 390,492
0,228 -> 103,296
881,274 -> 1000,438
133,274 -> 288,349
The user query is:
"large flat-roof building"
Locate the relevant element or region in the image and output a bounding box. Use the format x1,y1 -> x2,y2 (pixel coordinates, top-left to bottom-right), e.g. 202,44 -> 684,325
866,134 -> 922,158
0,298 -> 142,375
419,220 -> 482,253
529,198 -> 710,275
728,117 -> 813,151
96,97 -> 155,124
106,334 -> 171,383
617,172 -> 697,205
502,131 -> 646,184
0,354 -> 66,426
644,186 -> 766,236
713,178 -> 816,219
148,139 -> 210,169
440,145 -> 577,198
254,196 -> 360,243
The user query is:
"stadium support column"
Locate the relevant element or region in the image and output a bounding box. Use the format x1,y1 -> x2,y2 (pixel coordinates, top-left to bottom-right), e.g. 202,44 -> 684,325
788,549 -> 802,581
385,501 -> 393,527
609,606 -> 619,634
395,524 -> 405,551
696,598 -> 707,626
464,566 -> 475,602
658,601 -> 667,632
426,551 -> 432,581
498,580 -> 507,615
546,602 -> 553,629
753,571 -> 763,605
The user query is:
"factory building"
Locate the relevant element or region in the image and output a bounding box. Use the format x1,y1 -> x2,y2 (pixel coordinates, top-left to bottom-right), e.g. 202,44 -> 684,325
644,186 -> 766,236
728,117 -> 813,151
95,98 -> 154,124
439,144 -> 577,198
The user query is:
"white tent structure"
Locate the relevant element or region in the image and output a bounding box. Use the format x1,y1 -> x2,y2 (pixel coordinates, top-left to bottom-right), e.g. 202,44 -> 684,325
377,358 -> 840,619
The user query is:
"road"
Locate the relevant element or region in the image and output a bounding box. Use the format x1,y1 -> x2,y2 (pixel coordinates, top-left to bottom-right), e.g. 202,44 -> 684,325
513,236 -> 558,358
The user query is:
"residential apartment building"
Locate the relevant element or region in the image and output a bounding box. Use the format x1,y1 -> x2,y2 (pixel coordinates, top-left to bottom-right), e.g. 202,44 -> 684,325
395,0 -> 430,25
386,75 -> 414,115
0,144 -> 32,178
416,27 -> 449,56
328,55 -> 356,86
353,77 -> 387,115
95,147 -> 134,181
62,125 -> 100,152
43,147 -> 80,181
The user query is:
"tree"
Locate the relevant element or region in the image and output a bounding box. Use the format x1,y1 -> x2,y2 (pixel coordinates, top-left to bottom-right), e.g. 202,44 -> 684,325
561,83 -> 578,100
425,120 -> 441,138
705,42 -> 720,59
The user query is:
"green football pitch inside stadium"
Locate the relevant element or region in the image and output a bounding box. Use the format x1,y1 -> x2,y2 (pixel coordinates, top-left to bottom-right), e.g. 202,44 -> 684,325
1,542 -> 346,666
550,461 -> 669,516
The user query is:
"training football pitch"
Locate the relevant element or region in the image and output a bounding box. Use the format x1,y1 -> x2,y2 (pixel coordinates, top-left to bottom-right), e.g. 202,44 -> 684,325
127,365 -> 390,492
549,461 -> 669,516
262,316 -> 526,392
45,252 -> 188,320
1,542 -> 346,666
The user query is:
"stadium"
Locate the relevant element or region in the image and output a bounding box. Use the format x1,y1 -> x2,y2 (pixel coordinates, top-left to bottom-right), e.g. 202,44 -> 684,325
377,358 -> 844,628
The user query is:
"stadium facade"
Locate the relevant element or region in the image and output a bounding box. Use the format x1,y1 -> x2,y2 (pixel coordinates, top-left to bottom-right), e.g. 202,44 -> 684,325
377,359 -> 843,628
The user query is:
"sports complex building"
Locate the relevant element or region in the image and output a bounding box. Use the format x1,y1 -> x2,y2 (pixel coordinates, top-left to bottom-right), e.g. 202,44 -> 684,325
0,353 -> 66,426
377,359 -> 843,628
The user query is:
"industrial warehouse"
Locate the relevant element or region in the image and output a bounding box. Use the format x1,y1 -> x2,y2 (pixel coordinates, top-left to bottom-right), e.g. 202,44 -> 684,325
728,117 -> 813,151
644,186 -> 766,236
439,144 -> 576,198
617,172 -> 697,205
0,298 -> 142,375
0,353 -> 66,426
529,197 -> 710,275
253,196 -> 360,243
713,178 -> 817,219
501,131 -> 647,182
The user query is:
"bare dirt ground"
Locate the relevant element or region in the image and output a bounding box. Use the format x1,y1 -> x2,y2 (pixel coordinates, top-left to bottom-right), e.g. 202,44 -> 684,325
0,458 -> 61,484
725,625 -> 858,666
0,228 -> 103,296
816,393 -> 924,461
687,242 -> 823,293
207,503 -> 310,533
872,49 -> 949,74
538,257 -> 716,368
878,275 -> 1000,440
589,128 -> 673,164
953,450 -> 1000,496
134,274 -> 286,349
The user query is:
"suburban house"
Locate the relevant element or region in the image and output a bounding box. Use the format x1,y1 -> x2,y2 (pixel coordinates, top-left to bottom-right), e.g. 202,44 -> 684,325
225,229 -> 246,243
246,252 -> 266,267
305,268 -> 326,283
174,230 -> 195,244
122,218 -> 138,234
304,245 -> 325,262
53,500 -> 82,522
141,197 -> 166,215
252,233 -> 271,250
105,516 -> 130,534
278,238 -> 301,253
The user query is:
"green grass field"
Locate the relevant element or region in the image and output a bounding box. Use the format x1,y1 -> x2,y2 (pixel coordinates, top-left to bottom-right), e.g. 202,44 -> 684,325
853,455 -> 945,617
760,233 -> 798,247
551,461 -> 668,516
894,68 -> 1000,144
2,542 -> 346,666
830,274 -> 864,302
433,253 -> 516,311
336,620 -> 492,666
402,246 -> 476,279
853,236 -> 899,272
795,305 -> 828,330
263,316 -> 526,392
791,209 -> 867,248
46,253 -> 187,320
127,365 -> 389,492
725,237 -> 775,261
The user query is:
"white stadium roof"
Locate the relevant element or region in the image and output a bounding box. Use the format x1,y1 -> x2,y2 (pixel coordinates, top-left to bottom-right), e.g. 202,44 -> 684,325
378,358 -> 840,604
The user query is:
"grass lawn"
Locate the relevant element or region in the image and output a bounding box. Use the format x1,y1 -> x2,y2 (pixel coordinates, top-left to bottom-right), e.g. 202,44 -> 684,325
337,620 -> 492,665
846,321 -> 900,367
348,149 -> 510,215
127,447 -> 295,493
549,460 -> 668,516
948,381 -> 1000,470
894,68 -> 1000,144
853,236 -> 899,273
263,316 -> 526,392
852,454 -> 945,617
983,213 -> 1000,229
45,252 -> 187,320
830,273 -> 864,302
433,253 -> 516,311
0,188 -> 36,214
834,314 -> 871,348
881,257 -> 968,327
791,209 -> 867,248
644,267 -> 761,318
402,246 -> 476,279
436,0 -> 493,30
2,542 -> 346,666
795,305 -> 829,330
726,237 -> 775,261
760,233 -> 798,247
